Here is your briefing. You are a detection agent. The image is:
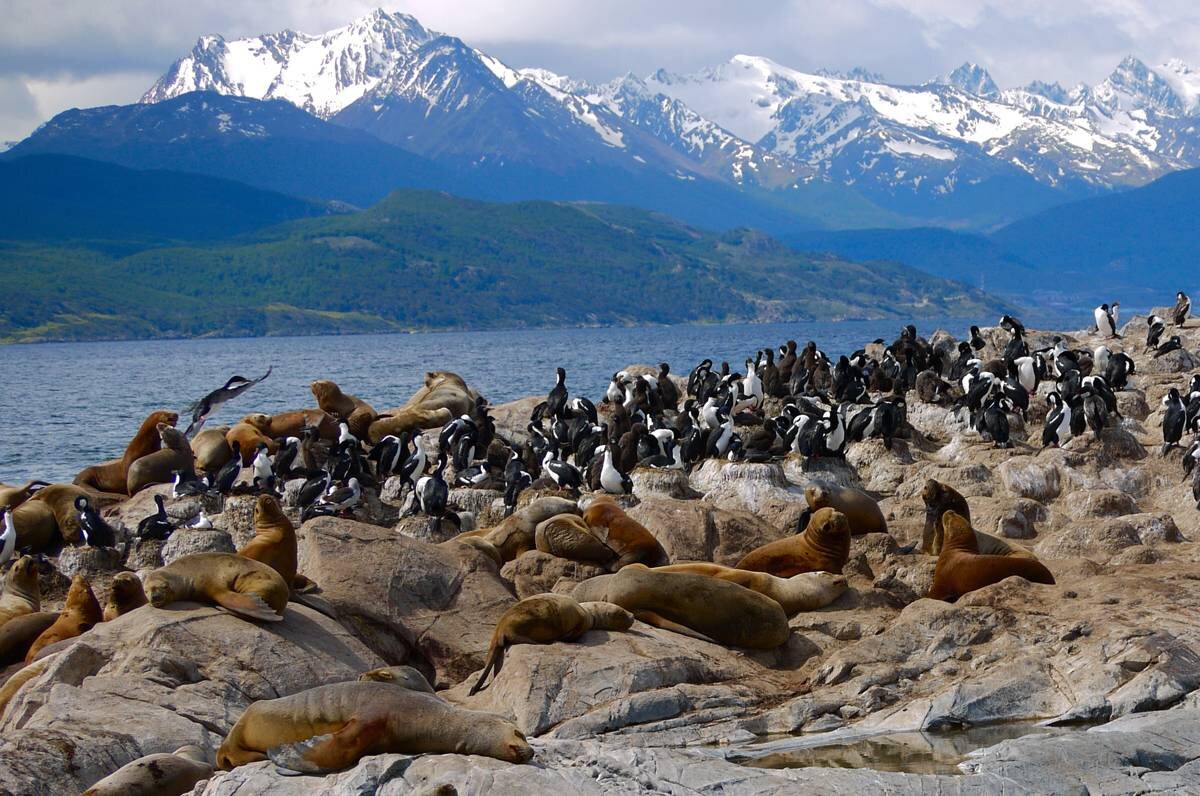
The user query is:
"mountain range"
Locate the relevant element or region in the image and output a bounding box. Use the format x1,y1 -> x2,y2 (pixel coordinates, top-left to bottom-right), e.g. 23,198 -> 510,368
9,8 -> 1200,232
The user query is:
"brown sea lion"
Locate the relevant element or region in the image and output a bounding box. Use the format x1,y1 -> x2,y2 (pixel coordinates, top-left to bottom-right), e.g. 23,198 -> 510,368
238,495 -> 301,587
28,483 -> 93,544
735,507 -> 851,577
0,611 -> 58,666
311,380 -> 377,440
0,556 -> 41,629
458,497 -> 579,562
126,424 -> 195,495
103,572 -> 148,622
216,682 -> 533,772
582,495 -> 668,569
243,409 -> 338,442
651,564 -> 848,616
367,371 -> 473,443
0,480 -> 50,510
81,745 -> 213,796
571,565 -> 790,649
535,513 -> 617,564
144,553 -> 289,623
469,594 -> 633,695
9,495 -> 60,550
191,427 -> 234,474
928,512 -> 1055,601
358,665 -> 436,694
803,483 -> 887,536
921,480 -> 1035,558
75,410 -> 179,495
225,422 -> 277,465
26,573 -> 103,662
443,536 -> 502,566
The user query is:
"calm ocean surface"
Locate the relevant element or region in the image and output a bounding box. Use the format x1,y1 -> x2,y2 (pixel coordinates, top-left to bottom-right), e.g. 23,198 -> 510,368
0,314 -> 1089,484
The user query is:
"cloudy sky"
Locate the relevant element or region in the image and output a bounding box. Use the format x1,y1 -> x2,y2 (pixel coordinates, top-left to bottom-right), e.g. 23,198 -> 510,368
2,0 -> 1200,141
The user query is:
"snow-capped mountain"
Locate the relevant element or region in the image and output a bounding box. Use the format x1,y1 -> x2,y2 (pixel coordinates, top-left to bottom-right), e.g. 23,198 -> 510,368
121,10 -> 1200,226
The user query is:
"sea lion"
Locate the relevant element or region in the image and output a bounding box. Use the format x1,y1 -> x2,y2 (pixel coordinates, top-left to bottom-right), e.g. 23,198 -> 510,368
469,594 -> 633,695
367,371 -> 473,443
243,409 -> 338,442
802,483 -> 887,536
81,745 -> 213,796
226,423 -> 277,465
191,426 -> 234,474
0,556 -> 41,629
0,480 -> 49,510
535,513 -> 617,564
238,494 -> 301,587
921,479 -> 1035,558
103,572 -> 148,621
28,483 -> 93,544
571,565 -> 790,649
581,495 -> 668,569
651,564 -> 848,616
444,536 -> 502,566
0,611 -> 58,666
368,406 -> 453,443
735,507 -> 851,577
358,665 -> 436,694
0,653 -> 52,719
216,682 -> 533,772
26,573 -> 103,662
75,410 -> 178,495
311,380 -> 377,440
10,495 -> 61,550
144,553 -> 289,623
928,512 -> 1055,601
459,497 -> 579,562
127,424 -> 195,495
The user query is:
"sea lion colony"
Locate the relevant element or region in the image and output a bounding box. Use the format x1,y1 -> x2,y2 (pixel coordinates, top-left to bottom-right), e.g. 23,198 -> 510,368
1,302 -> 1199,792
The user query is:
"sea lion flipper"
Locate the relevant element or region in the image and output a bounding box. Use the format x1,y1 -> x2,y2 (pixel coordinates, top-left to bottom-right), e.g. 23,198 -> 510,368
289,591 -> 338,620
269,734 -> 336,775
213,591 -> 283,622
632,610 -> 717,644
270,719 -> 385,774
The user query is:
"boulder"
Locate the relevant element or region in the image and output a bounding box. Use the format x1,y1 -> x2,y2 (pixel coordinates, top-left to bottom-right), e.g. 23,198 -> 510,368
160,529 -> 235,564
625,496 -> 789,566
999,459 -> 1061,502
500,551 -> 609,599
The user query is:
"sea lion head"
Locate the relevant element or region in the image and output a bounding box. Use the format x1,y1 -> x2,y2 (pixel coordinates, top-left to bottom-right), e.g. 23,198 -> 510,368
808,571 -> 849,595
172,745 -> 210,764
109,571 -> 147,611
805,484 -> 831,509
4,554 -> 39,586
157,423 -> 188,450
143,570 -> 176,608
580,600 -> 635,631
358,665 -> 435,693
464,717 -> 533,763
147,410 -> 179,428
921,479 -> 943,506
941,511 -> 980,553
241,413 -> 272,432
254,494 -> 288,526
807,507 -> 850,541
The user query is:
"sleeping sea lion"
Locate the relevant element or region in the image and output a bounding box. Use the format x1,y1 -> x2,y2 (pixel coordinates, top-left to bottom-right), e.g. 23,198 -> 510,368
103,572 -> 148,621
469,593 -> 633,694
735,507 -> 851,577
457,497 -> 578,562
143,553 -> 289,623
243,409 -> 338,442
26,573 -> 102,662
0,556 -> 41,629
126,424 -> 195,495
651,563 -> 847,616
75,410 -> 179,495
582,495 -> 668,569
28,483 -> 93,544
216,682 -> 532,772
225,423 -> 277,465
534,513 -> 616,564
928,512 -> 1055,601
0,611 -> 58,666
802,483 -> 887,536
358,665 -> 435,693
81,745 -> 213,796
0,480 -> 49,510
367,371 -> 473,443
10,494 -> 62,550
191,427 -> 234,475
571,564 -> 790,649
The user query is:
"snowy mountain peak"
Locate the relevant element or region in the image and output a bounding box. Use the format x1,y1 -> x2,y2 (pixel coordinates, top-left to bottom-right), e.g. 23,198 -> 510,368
1091,55 -> 1183,114
944,62 -> 999,97
1023,80 -> 1070,104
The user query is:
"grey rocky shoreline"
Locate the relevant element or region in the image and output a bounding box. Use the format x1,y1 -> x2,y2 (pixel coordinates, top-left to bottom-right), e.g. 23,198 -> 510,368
2,311 -> 1200,795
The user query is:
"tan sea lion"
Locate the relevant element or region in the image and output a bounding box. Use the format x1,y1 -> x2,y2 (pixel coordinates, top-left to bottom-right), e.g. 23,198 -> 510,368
310,380 -> 377,440
582,495 -> 668,569
10,495 -> 61,550
28,483 -> 93,544
26,573 -> 103,662
126,424 -> 195,495
216,682 -> 533,772
368,406 -> 452,443
928,512 -> 1055,601
191,426 -> 234,474
81,745 -> 213,796
75,410 -> 178,495
535,513 -> 616,564
0,611 -> 58,666
921,479 -> 971,554
459,497 -> 579,562
469,594 -> 633,695
652,564 -> 848,616
238,494 -> 302,587
0,480 -> 50,510
243,409 -> 338,442
571,565 -> 790,649
0,653 -> 52,719
444,535 -> 502,566
103,572 -> 148,622
0,556 -> 41,629
735,507 -> 851,577
358,665 -> 435,693
804,483 -> 887,535
367,371 -> 473,443
144,553 -> 289,623
226,423 -> 277,465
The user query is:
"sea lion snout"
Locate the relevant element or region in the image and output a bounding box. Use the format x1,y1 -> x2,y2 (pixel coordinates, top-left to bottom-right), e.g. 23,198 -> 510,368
144,576 -> 171,607
504,729 -> 534,763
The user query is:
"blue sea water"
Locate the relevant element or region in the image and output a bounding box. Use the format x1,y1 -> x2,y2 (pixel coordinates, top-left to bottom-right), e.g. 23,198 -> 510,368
0,314 -> 1088,484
